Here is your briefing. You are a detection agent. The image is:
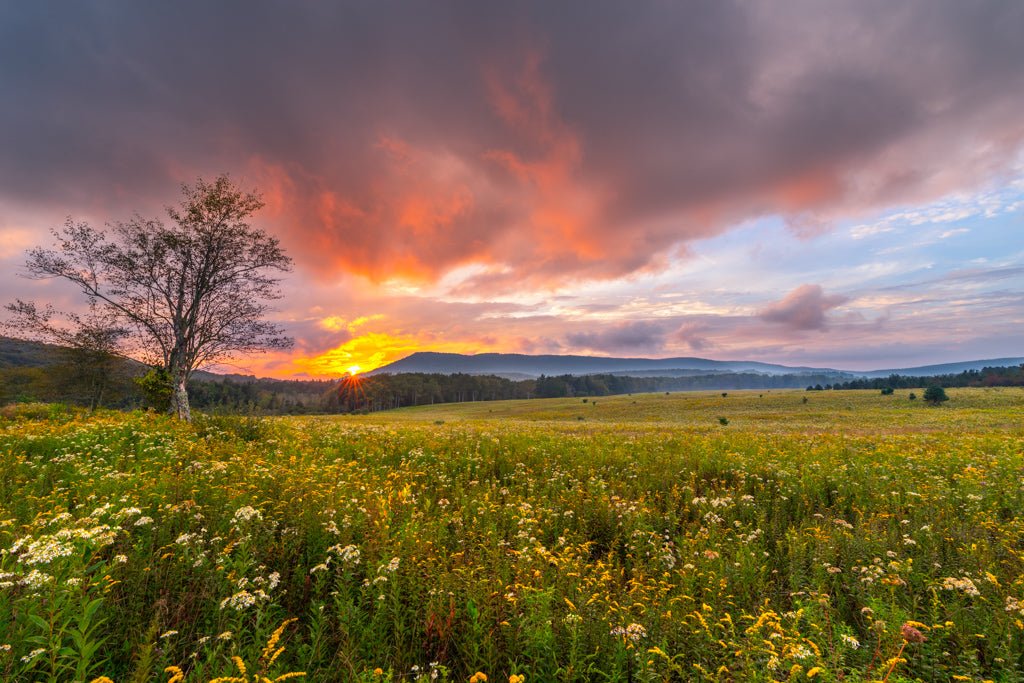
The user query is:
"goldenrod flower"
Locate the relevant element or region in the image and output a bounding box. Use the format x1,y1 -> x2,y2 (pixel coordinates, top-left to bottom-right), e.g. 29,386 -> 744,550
262,618 -> 298,663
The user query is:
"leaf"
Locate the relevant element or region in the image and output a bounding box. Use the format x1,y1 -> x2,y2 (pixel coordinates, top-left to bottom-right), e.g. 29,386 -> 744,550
27,614 -> 50,631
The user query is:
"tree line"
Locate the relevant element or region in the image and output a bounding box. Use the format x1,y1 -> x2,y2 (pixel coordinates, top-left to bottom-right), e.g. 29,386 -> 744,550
808,365 -> 1024,391
6,359 -> 1021,416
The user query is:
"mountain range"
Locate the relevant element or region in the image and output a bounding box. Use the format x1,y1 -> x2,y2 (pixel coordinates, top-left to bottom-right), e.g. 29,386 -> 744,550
3,336 -> 1020,383
368,351 -> 1024,380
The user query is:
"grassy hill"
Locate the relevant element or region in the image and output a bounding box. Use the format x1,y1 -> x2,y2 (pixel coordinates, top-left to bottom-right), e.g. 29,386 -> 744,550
0,335 -> 68,368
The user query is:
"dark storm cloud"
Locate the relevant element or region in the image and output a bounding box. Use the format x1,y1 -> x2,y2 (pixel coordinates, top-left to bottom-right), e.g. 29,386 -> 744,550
2,1 -> 1023,288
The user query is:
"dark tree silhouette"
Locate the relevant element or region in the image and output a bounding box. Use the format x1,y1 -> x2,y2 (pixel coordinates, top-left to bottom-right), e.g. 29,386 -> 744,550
7,175 -> 292,420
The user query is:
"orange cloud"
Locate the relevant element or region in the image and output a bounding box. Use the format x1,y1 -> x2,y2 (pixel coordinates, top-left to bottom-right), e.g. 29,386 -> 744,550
318,314 -> 385,334
482,51 -> 608,264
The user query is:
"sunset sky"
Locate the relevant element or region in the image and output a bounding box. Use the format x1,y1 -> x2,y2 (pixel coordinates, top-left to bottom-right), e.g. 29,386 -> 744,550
1,2 -> 1022,377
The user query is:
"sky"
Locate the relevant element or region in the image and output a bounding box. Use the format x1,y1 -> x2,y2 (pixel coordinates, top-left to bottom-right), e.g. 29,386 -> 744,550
1,1 -> 1022,377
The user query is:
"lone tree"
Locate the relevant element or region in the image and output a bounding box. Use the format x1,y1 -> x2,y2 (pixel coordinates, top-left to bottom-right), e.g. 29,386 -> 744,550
923,385 -> 949,406
7,175 -> 292,420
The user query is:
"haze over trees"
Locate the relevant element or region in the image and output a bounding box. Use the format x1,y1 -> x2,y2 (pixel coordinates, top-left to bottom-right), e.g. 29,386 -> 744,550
3,175 -> 292,420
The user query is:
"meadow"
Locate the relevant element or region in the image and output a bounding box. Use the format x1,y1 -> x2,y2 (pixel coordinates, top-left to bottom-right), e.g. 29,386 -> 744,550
1,387 -> 1023,682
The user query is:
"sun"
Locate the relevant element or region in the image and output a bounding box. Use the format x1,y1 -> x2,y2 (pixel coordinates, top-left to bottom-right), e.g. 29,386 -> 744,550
347,365 -> 361,376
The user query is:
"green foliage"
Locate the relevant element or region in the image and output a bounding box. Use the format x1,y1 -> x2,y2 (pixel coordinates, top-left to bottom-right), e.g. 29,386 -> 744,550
880,387 -> 894,395
135,367 -> 173,413
924,385 -> 950,405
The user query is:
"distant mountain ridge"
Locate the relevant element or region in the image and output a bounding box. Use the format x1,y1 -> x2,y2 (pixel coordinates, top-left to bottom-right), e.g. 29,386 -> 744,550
369,351 -> 1024,379
4,336 -> 1020,383
857,358 -> 1024,378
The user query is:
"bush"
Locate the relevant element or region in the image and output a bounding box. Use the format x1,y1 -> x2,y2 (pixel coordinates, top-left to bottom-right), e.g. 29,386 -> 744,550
881,387 -> 894,395
924,385 -> 950,405
135,367 -> 173,413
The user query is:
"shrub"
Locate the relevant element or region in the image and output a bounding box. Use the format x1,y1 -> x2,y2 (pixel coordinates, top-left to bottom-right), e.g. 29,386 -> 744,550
135,367 -> 173,413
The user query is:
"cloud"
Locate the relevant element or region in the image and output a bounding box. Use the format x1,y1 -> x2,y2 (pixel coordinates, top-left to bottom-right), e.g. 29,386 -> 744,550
2,2 -> 1022,377
565,320 -> 676,355
0,226 -> 34,260
1,2 -> 1022,292
760,285 -> 849,331
669,322 -> 712,351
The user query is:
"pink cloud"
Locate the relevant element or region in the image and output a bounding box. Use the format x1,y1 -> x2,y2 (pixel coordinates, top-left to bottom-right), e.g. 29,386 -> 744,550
760,285 -> 849,331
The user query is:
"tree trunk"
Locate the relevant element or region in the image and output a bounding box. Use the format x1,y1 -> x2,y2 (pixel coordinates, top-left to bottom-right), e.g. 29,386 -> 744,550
171,374 -> 191,421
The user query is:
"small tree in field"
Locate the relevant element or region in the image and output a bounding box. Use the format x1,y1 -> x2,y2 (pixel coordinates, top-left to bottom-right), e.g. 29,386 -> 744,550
6,175 -> 293,420
2,300 -> 130,410
923,385 -> 949,405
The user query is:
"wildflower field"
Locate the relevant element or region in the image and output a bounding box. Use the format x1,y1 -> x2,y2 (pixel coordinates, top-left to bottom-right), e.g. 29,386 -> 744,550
1,388 -> 1023,682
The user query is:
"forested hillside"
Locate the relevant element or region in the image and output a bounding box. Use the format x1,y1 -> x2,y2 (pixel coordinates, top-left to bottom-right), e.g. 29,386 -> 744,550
4,336 -> 1022,414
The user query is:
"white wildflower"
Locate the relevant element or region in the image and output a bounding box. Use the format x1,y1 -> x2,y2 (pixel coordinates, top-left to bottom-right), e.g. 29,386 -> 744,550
232,506 -> 262,524
610,623 -> 647,645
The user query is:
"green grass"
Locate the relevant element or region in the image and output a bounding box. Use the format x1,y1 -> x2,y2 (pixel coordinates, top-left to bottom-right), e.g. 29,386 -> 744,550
0,389 -> 1022,682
